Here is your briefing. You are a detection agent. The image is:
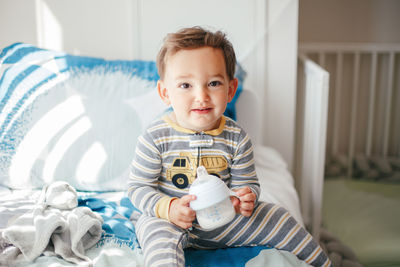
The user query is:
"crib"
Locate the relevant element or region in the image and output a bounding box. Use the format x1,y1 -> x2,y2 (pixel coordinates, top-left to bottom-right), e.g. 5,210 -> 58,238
300,42 -> 400,266
299,43 -> 400,179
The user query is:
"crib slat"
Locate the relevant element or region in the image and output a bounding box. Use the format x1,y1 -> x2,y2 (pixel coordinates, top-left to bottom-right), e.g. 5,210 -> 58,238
332,52 -> 343,156
382,52 -> 395,157
366,52 -> 377,157
348,53 -> 360,178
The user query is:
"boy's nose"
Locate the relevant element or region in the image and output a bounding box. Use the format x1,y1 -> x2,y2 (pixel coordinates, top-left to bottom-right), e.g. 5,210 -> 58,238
194,87 -> 210,102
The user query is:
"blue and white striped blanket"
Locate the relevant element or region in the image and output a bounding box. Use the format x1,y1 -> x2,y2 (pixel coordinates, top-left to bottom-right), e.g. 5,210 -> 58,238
0,43 -> 164,192
78,196 -> 140,250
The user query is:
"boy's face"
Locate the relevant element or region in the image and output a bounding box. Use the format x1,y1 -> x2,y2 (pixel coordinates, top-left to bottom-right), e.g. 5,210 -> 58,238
158,46 -> 238,132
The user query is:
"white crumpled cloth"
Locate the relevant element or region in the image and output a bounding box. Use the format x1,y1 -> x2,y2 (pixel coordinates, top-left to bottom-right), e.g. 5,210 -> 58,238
0,181 -> 103,266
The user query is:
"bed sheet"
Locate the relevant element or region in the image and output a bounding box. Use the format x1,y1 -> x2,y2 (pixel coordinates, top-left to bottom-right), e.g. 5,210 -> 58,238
254,145 -> 304,225
0,145 -> 308,267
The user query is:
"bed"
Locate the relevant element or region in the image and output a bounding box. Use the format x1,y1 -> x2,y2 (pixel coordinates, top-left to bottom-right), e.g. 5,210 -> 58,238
0,37 -> 325,267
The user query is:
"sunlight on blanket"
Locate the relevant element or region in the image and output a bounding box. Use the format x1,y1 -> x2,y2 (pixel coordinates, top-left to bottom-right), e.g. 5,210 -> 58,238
43,116 -> 92,183
101,246 -> 127,258
9,95 -> 86,187
76,142 -> 107,184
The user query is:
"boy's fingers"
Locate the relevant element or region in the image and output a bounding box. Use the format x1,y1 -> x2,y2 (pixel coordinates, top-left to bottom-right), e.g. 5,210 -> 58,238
234,205 -> 241,214
180,194 -> 196,205
230,197 -> 241,213
240,209 -> 252,217
234,186 -> 252,197
240,193 -> 256,202
240,202 -> 254,211
181,222 -> 193,229
181,208 -> 196,218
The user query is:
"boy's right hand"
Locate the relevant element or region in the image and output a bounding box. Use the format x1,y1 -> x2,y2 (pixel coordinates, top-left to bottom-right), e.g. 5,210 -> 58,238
169,195 -> 196,229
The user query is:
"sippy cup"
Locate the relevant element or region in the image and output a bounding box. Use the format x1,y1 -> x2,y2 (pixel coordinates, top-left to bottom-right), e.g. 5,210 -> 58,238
189,166 -> 237,230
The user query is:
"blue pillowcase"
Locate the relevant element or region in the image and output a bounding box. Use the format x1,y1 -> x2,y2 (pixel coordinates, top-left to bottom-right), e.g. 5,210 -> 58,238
0,43 -> 244,191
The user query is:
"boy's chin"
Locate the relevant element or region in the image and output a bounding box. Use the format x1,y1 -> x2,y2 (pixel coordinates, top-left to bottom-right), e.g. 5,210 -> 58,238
175,114 -> 221,132
192,120 -> 221,132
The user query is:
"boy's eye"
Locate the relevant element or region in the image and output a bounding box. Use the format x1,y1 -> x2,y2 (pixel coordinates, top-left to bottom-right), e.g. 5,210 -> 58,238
179,83 -> 190,89
209,81 -> 222,87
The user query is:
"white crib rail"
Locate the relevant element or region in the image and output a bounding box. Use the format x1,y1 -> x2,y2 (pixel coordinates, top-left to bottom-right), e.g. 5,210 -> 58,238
295,54 -> 330,240
300,43 -> 400,178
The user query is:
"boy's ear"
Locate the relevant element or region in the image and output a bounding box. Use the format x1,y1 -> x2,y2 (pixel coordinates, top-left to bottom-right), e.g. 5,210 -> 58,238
157,80 -> 171,105
228,78 -> 239,103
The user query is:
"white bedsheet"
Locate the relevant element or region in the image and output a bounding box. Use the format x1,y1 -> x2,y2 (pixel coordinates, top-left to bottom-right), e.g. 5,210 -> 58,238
255,145 -> 304,225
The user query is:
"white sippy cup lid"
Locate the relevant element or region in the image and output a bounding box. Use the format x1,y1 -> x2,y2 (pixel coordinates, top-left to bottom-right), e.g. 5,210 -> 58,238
189,166 -> 232,210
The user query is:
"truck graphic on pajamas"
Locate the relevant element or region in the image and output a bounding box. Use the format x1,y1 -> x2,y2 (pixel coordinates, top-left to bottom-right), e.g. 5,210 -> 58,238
167,152 -> 228,189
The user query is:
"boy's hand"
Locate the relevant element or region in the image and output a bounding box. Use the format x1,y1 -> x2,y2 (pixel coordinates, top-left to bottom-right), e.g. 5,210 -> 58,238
231,187 -> 256,217
169,195 -> 196,229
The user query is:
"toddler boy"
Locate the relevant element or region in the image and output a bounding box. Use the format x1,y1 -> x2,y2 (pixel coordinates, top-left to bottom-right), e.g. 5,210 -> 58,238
128,26 -> 331,267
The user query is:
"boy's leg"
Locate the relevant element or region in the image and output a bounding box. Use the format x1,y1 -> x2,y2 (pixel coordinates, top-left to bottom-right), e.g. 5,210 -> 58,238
135,215 -> 187,267
190,202 -> 331,267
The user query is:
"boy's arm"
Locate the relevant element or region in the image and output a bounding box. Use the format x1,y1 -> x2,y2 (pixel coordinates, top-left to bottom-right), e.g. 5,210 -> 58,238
230,132 -> 260,204
127,133 -> 174,219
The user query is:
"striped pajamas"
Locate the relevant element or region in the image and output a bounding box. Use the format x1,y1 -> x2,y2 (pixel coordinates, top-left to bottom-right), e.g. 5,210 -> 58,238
128,115 -> 331,267
134,203 -> 330,267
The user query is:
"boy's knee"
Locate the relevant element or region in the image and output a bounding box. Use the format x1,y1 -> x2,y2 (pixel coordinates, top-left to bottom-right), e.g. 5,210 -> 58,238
136,215 -> 186,243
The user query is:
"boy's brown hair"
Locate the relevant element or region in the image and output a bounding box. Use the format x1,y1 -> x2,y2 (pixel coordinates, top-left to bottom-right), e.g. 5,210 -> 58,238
156,26 -> 236,80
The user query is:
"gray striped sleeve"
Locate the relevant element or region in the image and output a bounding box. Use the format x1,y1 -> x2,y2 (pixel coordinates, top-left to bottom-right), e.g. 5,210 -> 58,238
230,129 -> 261,203
127,129 -> 164,217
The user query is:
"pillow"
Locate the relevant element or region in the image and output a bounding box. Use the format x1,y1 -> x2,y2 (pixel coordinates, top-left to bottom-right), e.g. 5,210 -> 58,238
0,43 -> 244,191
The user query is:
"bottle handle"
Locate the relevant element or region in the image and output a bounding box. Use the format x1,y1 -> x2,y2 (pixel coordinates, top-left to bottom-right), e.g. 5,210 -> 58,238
229,190 -> 239,198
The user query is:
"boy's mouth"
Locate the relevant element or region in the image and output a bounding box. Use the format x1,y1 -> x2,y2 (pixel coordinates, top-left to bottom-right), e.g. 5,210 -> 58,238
192,107 -> 212,114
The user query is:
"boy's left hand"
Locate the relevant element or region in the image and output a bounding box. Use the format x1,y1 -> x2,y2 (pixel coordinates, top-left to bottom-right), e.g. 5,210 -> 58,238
231,186 -> 256,217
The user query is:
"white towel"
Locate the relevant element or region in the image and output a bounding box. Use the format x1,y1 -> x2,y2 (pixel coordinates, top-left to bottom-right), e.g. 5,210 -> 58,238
0,182 -> 103,266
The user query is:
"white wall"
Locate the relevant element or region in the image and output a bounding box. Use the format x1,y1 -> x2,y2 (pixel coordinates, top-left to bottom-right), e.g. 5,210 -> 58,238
299,0 -> 400,43
265,0 -> 298,171
37,0 -> 136,59
0,0 -> 135,59
0,0 -> 38,47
